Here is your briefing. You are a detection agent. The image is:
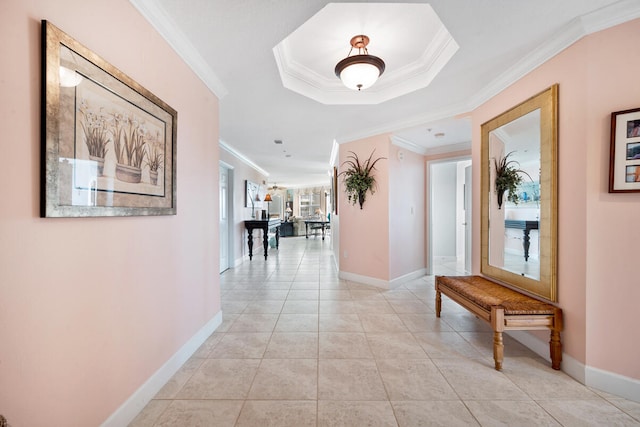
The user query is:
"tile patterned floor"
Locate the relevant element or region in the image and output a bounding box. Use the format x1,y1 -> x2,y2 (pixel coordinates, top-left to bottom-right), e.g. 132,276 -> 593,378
131,236 -> 640,426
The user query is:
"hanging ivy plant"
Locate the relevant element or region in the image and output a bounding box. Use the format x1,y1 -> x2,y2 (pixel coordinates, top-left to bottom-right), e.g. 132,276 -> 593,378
339,150 -> 385,209
494,151 -> 532,209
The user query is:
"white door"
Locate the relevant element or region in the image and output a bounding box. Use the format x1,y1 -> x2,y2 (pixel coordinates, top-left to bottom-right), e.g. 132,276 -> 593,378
464,165 -> 472,273
219,165 -> 230,273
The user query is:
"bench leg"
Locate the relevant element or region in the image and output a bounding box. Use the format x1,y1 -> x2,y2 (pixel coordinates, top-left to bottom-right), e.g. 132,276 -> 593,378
550,330 -> 562,370
491,306 -> 505,370
493,331 -> 504,370
435,290 -> 442,318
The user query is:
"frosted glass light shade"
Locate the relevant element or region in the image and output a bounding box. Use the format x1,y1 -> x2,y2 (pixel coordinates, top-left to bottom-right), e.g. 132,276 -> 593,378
339,62 -> 381,91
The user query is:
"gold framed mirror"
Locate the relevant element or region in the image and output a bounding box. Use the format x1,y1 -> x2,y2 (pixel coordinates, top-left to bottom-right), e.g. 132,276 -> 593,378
480,84 -> 558,301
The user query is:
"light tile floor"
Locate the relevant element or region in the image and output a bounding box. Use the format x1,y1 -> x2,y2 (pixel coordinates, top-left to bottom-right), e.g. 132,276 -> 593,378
131,236 -> 640,426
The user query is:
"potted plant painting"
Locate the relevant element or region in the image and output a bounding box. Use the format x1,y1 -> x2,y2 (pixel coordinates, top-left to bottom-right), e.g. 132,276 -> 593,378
145,144 -> 164,185
339,150 -> 385,209
113,114 -> 147,184
494,151 -> 532,209
78,100 -> 110,176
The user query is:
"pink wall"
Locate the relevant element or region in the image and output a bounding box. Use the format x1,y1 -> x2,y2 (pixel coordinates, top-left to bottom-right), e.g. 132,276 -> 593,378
581,19 -> 640,379
339,136 -> 426,282
471,19 -> 640,380
389,144 -> 426,279
339,135 -> 391,280
0,1 -> 221,425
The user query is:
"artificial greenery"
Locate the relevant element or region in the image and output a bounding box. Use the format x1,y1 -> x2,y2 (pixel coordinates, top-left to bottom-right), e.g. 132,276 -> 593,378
494,151 -> 532,209
339,150 -> 385,209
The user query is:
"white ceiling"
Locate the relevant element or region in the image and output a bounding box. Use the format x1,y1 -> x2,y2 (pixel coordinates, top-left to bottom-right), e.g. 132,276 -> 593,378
129,0 -> 639,188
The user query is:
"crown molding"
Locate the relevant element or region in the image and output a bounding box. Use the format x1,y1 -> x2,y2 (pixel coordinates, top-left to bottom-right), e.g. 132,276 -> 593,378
336,100 -> 468,145
466,1 -> 640,112
219,140 -> 269,177
465,19 -> 585,111
424,141 -> 471,156
128,0 -> 228,99
391,135 -> 428,155
580,0 -> 640,34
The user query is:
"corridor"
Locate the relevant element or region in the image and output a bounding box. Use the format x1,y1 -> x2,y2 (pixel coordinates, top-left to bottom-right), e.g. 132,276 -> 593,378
131,236 -> 640,426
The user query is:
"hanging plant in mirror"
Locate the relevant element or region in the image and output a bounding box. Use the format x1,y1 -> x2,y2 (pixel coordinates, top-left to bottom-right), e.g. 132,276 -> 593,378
494,151 -> 532,209
339,150 -> 385,209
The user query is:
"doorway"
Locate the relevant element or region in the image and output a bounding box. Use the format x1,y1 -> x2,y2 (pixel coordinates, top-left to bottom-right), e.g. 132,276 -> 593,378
427,157 -> 472,275
219,163 -> 233,273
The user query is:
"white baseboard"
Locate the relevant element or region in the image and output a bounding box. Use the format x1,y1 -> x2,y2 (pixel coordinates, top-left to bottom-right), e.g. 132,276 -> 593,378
507,330 -> 639,403
101,311 -> 223,426
433,256 -> 457,263
586,365 -> 640,403
339,268 -> 427,290
390,268 -> 428,287
339,271 -> 393,289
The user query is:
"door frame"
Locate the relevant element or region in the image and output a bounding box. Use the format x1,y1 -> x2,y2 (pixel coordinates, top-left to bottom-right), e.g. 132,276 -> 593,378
426,155 -> 471,275
219,161 -> 234,273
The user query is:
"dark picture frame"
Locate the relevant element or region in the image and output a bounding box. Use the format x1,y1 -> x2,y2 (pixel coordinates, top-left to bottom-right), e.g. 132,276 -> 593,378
41,20 -> 177,217
245,180 -> 260,208
609,107 -> 640,192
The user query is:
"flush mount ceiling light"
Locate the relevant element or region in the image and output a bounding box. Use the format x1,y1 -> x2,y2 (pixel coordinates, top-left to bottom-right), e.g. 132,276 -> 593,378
335,35 -> 385,91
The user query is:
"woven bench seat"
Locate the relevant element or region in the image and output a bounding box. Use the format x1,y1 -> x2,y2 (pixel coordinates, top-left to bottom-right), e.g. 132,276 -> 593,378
436,275 -> 563,371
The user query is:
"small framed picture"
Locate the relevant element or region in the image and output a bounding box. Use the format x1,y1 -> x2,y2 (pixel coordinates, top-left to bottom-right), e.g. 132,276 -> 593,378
609,108 -> 640,192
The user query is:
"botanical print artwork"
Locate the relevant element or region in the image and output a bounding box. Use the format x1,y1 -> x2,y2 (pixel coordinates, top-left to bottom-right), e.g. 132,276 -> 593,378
43,20 -> 176,216
75,77 -> 166,197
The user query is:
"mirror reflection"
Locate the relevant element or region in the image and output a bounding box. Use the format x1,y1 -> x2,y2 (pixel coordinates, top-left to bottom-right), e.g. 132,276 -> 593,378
488,109 -> 541,280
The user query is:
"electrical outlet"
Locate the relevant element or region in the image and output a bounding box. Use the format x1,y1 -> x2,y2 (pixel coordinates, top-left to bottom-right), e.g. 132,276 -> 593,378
343,250 -> 348,258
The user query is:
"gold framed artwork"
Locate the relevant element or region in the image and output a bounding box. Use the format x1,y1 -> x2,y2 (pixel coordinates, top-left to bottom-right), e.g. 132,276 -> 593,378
41,20 -> 177,217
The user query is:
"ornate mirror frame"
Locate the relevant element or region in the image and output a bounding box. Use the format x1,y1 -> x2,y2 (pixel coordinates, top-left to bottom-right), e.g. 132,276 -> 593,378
480,84 -> 558,301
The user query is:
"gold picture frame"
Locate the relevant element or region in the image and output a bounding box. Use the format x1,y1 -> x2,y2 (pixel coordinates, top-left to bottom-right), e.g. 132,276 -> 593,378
480,84 -> 559,301
41,20 -> 177,217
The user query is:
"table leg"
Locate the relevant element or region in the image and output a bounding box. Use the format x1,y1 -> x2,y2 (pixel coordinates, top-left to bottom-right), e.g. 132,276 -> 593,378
275,226 -> 280,249
305,222 -> 309,238
262,227 -> 269,260
247,228 -> 254,260
322,224 -> 325,240
523,229 -> 531,261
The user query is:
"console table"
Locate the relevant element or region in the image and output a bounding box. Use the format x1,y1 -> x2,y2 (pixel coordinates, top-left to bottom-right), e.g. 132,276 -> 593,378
505,220 -> 539,261
304,220 -> 330,240
244,219 -> 281,260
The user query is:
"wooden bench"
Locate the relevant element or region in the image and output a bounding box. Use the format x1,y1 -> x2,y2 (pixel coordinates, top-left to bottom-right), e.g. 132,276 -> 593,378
435,275 -> 563,371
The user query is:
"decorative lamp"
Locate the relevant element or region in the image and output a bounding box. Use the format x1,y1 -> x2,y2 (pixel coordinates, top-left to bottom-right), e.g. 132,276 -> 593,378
264,193 -> 272,218
335,35 -> 385,91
